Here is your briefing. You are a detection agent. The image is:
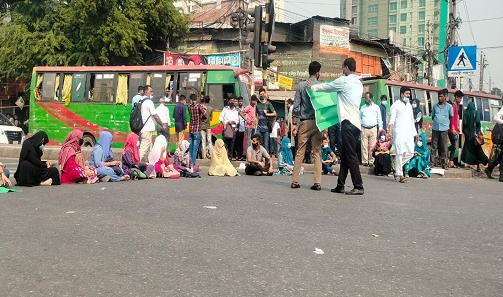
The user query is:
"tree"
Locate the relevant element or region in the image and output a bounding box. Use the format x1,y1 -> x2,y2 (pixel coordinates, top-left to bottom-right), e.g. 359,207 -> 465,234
491,87 -> 502,97
0,0 -> 191,81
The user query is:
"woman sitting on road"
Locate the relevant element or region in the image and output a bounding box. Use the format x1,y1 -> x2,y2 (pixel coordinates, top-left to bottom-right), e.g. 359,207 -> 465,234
148,135 -> 179,178
372,130 -> 393,176
89,131 -> 129,182
173,140 -> 200,177
122,133 -> 155,179
14,131 -> 61,186
276,137 -> 300,176
404,132 -> 431,178
208,139 -> 239,176
58,129 -> 98,184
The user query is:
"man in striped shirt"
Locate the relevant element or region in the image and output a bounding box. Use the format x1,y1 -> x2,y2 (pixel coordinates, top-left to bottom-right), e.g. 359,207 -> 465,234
188,94 -> 207,166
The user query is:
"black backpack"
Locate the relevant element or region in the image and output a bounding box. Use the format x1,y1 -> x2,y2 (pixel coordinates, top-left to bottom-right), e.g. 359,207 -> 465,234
130,98 -> 151,133
492,123 -> 502,145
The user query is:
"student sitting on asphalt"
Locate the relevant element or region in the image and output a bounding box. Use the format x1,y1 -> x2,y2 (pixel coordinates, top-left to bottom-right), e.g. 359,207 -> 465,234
246,134 -> 274,176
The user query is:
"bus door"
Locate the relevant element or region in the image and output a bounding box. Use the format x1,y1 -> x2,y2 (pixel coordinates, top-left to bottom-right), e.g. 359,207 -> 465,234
93,73 -> 115,103
71,73 -> 87,102
128,73 -> 146,103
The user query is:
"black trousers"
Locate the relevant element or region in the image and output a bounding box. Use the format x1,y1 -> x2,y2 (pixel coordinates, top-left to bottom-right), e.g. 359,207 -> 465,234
328,123 -> 342,154
337,120 -> 363,190
245,160 -> 270,175
235,131 -> 245,158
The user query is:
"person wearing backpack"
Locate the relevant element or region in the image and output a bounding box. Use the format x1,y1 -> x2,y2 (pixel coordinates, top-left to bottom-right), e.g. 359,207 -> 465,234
484,106 -> 503,181
139,85 -> 167,162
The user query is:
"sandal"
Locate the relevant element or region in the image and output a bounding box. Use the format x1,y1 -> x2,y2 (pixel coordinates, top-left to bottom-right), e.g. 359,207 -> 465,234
399,177 -> 409,183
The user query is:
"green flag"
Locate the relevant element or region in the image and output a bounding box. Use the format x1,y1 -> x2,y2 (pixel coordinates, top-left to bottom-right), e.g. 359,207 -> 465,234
0,186 -> 21,194
307,87 -> 339,132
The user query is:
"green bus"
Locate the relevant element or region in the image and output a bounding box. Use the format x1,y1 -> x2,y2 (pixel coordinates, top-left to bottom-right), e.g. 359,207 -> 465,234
29,65 -> 250,149
361,78 -> 502,156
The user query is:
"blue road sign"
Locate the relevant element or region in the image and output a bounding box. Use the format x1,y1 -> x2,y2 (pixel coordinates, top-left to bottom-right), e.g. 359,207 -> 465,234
448,46 -> 477,74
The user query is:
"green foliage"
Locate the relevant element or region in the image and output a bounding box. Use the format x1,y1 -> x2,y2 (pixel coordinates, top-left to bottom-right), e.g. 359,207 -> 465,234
0,0 -> 191,81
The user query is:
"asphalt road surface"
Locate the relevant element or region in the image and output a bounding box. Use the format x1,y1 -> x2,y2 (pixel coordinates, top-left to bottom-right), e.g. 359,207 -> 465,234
1,161 -> 502,296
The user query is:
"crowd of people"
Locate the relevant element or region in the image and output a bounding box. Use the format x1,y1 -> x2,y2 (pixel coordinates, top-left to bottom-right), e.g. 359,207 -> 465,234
1,59 -> 503,191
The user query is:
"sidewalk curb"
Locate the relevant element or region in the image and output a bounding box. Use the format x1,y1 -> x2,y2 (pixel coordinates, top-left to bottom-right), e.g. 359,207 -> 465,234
0,144 -> 475,179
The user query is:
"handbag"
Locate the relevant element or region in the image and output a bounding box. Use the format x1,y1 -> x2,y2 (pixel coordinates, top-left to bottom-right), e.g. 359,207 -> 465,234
162,164 -> 180,179
474,131 -> 484,146
223,123 -> 234,139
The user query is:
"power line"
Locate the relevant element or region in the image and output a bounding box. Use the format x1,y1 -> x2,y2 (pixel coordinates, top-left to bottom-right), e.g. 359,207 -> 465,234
463,16 -> 503,23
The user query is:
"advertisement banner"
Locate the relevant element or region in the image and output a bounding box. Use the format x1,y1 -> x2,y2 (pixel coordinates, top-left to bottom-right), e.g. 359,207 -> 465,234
319,25 -> 350,54
164,53 -> 205,65
206,54 -> 241,67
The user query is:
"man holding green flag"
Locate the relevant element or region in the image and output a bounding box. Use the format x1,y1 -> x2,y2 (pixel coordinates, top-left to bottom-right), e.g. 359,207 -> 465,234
307,58 -> 364,195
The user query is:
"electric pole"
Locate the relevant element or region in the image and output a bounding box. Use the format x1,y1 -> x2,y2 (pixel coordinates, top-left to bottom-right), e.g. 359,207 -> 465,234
446,0 -> 461,89
479,52 -> 487,92
425,20 -> 434,86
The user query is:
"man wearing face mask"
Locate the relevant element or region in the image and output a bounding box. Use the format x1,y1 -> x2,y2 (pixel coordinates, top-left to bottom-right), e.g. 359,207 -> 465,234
306,58 -> 364,195
246,134 -> 274,176
219,96 -> 239,160
380,95 -> 387,132
389,86 -> 417,183
360,92 -> 383,166
430,88 -> 453,169
140,85 -> 167,162
291,61 -> 324,191
255,88 -> 276,154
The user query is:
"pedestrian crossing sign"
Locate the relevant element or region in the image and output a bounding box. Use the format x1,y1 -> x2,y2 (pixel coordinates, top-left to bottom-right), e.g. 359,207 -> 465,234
448,45 -> 477,77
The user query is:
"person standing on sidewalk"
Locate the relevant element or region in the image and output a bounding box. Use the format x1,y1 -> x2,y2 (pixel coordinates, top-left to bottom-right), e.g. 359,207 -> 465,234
235,96 -> 246,160
306,58 -> 364,195
485,106 -> 503,181
241,95 -> 258,155
156,97 -> 171,154
173,94 -> 187,149
255,88 -> 276,154
139,85 -> 166,162
290,61 -> 323,191
389,86 -> 417,184
200,95 -> 214,159
430,88 -> 453,169
188,93 -> 207,167
448,90 -> 463,168
360,92 -> 382,166
219,96 -> 239,160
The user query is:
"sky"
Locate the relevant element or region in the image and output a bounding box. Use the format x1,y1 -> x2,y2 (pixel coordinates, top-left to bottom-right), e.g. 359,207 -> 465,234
283,0 -> 503,93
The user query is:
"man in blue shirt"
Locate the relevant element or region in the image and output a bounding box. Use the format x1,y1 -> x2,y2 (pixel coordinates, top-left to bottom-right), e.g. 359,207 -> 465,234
431,88 -> 453,169
131,86 -> 144,106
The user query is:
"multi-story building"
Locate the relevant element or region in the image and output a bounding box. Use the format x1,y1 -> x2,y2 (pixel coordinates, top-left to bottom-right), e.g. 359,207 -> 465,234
341,0 -> 447,84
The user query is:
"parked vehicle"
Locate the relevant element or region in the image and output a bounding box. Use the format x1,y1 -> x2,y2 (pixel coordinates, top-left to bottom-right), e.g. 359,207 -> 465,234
0,113 -> 25,144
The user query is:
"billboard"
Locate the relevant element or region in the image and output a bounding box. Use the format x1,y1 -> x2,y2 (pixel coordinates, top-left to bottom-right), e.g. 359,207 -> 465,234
163,53 -> 241,67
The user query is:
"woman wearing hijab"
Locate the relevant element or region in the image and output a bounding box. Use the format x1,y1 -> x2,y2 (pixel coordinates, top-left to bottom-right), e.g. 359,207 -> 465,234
14,131 -> 61,186
173,140 -> 200,176
276,137 -> 297,175
89,131 -> 129,182
461,102 -> 488,170
58,129 -> 98,184
208,139 -> 239,176
404,132 -> 431,178
372,130 -> 393,176
411,98 -> 423,134
122,133 -> 155,179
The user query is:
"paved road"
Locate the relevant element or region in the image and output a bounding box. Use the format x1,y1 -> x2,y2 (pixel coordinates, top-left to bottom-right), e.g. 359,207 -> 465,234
1,163 -> 502,296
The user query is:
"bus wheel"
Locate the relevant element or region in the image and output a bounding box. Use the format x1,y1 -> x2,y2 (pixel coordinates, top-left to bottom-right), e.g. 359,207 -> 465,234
82,134 -> 96,148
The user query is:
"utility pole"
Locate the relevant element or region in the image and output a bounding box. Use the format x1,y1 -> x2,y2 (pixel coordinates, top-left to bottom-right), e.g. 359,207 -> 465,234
479,52 -> 487,92
446,0 -> 461,89
425,20 -> 434,86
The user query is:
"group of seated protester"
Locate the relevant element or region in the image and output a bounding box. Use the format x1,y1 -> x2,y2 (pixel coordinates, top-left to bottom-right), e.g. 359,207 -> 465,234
372,131 -> 431,179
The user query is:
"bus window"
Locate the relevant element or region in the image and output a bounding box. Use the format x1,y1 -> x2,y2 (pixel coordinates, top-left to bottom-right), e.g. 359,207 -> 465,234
414,89 -> 428,116
177,72 -> 202,100
447,93 -> 454,104
128,73 -> 146,104
481,98 -> 490,122
207,84 -> 235,110
41,73 -> 56,101
238,80 -> 250,105
475,97 -> 482,112
429,91 -> 438,108
150,73 -> 167,103
93,73 -> 115,103
389,86 -> 401,105
491,104 -> 502,123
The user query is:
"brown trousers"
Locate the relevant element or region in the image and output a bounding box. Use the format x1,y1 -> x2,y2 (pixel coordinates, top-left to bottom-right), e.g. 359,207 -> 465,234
292,120 -> 323,184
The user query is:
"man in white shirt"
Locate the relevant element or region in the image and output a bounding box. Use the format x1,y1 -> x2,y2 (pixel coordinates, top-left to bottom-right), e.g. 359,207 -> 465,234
219,97 -> 239,159
131,86 -> 144,106
484,106 -> 503,181
360,92 -> 383,166
140,85 -> 166,162
156,97 -> 171,152
307,57 -> 364,195
389,86 -> 417,183
269,119 -> 280,157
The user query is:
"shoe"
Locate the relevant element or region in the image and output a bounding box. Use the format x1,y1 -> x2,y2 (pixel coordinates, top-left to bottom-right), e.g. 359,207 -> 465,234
39,178 -> 53,186
484,168 -> 494,179
100,176 -> 111,183
310,184 -> 321,191
499,176 -> 503,182
253,171 -> 262,176
331,186 -> 345,193
345,188 -> 364,195
369,162 -> 374,166
363,163 -> 369,166
291,183 -> 300,189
